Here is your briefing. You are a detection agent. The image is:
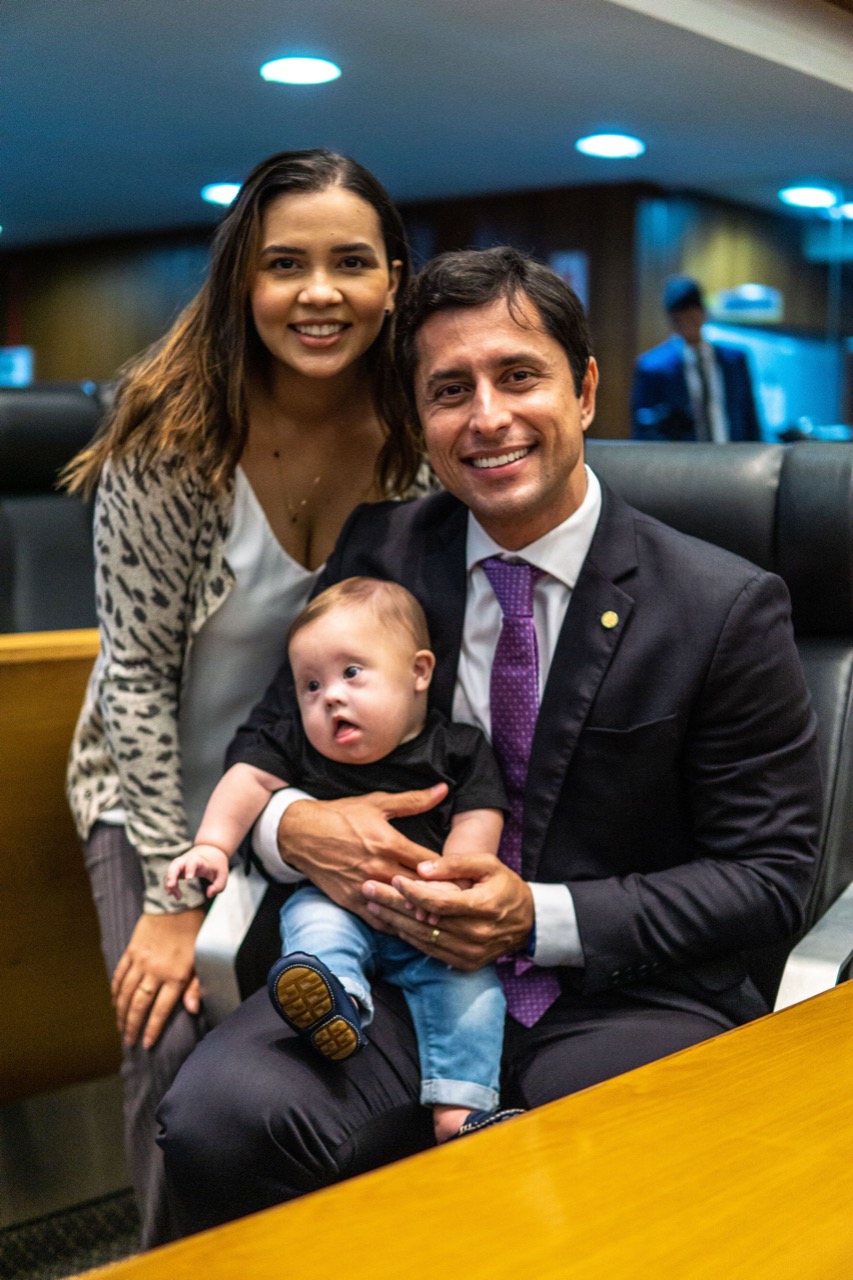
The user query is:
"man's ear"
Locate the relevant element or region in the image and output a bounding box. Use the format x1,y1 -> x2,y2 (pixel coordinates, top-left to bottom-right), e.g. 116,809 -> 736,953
580,357 -> 599,433
386,259 -> 404,311
413,649 -> 436,692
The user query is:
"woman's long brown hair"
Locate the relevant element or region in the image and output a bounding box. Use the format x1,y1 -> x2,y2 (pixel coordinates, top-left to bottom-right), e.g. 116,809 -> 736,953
63,149 -> 422,498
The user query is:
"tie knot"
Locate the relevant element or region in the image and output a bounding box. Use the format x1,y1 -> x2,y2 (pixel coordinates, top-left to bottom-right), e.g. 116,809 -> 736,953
482,557 -> 537,618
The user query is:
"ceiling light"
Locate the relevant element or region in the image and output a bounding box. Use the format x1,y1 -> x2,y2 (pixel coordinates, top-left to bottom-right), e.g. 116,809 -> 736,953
201,183 -> 241,207
260,56 -> 341,85
839,203 -> 853,220
778,186 -> 837,209
575,133 -> 645,159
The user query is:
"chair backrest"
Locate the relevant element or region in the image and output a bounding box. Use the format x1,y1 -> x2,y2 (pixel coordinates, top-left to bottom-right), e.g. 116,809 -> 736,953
585,441 -> 853,998
0,383 -> 106,632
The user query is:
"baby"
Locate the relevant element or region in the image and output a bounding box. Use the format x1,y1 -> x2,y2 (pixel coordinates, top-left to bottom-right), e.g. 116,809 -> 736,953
167,576 -> 521,1143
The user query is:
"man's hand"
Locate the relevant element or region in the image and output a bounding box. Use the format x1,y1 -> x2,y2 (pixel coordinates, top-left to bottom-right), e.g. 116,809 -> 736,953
111,908 -> 205,1049
363,851 -> 534,970
278,785 -> 448,921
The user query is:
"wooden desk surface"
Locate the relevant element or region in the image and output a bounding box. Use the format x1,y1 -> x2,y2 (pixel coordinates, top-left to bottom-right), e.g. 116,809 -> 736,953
94,982 -> 853,1279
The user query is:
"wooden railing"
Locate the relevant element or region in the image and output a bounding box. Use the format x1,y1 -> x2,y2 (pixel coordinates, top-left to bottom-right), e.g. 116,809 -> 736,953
0,629 -> 120,1102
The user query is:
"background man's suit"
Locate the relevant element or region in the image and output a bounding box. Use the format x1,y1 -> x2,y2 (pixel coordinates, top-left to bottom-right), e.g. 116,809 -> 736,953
632,335 -> 761,442
159,479 -> 820,1231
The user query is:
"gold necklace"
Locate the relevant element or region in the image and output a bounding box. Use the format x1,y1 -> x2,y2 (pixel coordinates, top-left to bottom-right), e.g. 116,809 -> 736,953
270,446 -> 322,524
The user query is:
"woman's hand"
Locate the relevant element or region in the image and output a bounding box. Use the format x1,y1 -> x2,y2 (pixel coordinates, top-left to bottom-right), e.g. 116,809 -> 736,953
111,908 -> 206,1050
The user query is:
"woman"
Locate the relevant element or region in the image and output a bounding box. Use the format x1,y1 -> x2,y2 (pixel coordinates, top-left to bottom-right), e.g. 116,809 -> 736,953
64,148 -> 423,1248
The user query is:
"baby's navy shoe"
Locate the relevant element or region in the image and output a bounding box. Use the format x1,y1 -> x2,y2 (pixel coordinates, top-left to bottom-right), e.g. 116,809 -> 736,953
454,1108 -> 525,1138
267,952 -> 366,1061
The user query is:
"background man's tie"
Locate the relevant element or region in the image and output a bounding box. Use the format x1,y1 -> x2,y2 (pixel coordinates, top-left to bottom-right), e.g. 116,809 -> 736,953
481,557 -> 562,1026
694,352 -> 713,440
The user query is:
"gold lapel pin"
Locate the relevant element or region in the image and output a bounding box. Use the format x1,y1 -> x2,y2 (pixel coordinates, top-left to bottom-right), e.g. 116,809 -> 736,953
600,610 -> 619,629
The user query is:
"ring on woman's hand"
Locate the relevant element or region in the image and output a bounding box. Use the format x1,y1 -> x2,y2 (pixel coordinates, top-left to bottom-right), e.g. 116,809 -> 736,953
430,928 -> 441,943
140,984 -> 155,995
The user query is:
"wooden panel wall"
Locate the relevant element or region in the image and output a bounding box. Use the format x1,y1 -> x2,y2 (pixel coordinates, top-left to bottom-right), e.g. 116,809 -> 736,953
0,630 -> 120,1103
401,184 -> 844,432
0,184 -> 845,434
2,232 -> 210,383
634,193 -> 835,353
400,183 -> 644,440
0,185 -> 646,437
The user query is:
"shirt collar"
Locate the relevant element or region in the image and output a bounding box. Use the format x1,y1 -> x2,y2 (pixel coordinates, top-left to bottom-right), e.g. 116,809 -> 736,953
465,464 -> 602,590
677,334 -> 711,363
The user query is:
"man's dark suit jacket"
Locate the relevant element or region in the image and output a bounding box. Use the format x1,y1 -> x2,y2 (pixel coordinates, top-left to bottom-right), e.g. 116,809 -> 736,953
237,482 -> 821,1026
631,336 -> 761,442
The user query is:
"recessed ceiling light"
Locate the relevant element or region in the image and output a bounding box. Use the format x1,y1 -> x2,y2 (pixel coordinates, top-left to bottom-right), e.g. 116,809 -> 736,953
839,202 -> 853,220
575,133 -> 645,159
201,183 -> 241,207
260,56 -> 341,85
778,185 -> 837,209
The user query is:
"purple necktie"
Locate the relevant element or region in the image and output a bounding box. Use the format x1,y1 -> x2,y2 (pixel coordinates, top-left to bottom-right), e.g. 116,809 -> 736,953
482,557 -> 562,1027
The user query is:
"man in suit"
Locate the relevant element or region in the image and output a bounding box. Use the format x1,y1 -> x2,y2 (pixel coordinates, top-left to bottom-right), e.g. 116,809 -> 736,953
631,276 -> 762,441
159,249 -> 820,1234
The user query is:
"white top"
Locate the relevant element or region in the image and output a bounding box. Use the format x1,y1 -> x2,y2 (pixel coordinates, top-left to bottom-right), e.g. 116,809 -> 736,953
178,466 -> 320,837
255,467 -> 603,970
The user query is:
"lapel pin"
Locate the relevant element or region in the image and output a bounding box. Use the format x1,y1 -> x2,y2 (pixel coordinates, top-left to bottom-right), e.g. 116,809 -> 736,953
600,610 -> 619,629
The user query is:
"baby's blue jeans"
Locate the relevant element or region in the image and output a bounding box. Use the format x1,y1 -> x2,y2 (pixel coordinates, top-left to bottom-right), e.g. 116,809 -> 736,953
280,885 -> 505,1111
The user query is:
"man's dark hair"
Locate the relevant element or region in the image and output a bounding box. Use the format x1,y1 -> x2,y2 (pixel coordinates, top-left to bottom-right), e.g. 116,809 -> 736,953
663,275 -> 705,314
394,247 -> 593,415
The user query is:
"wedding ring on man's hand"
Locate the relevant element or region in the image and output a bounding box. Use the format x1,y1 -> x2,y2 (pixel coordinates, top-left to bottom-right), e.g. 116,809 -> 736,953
140,984 -> 155,995
430,928 -> 441,943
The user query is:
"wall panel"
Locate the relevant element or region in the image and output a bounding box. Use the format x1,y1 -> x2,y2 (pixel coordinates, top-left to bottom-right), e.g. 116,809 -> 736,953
400,183 -> 645,439
635,193 -> 834,354
0,185 -> 843,434
4,233 -> 210,383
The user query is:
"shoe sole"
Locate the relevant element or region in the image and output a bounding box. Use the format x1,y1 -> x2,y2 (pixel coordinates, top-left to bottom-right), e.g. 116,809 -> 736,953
312,1018 -> 361,1061
273,965 -> 361,1061
273,965 -> 333,1028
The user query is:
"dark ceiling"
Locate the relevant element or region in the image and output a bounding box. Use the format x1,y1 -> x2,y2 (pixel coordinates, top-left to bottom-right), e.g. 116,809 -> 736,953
4,0 -> 853,248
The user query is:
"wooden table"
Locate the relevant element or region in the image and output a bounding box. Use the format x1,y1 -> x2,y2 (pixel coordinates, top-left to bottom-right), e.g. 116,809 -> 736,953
93,981 -> 853,1279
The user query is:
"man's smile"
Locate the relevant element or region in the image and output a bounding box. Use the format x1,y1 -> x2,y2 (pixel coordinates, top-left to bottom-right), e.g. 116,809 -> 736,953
468,446 -> 534,470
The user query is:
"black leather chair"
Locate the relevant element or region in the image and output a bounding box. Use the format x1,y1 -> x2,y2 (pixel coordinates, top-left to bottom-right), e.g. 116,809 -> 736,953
0,383 -> 106,632
585,440 -> 853,1008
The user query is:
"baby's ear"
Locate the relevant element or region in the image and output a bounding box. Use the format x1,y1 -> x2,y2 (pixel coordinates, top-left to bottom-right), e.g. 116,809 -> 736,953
413,649 -> 436,691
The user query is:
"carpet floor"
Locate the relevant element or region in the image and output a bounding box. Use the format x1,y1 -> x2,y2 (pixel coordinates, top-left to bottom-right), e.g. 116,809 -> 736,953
0,1189 -> 140,1280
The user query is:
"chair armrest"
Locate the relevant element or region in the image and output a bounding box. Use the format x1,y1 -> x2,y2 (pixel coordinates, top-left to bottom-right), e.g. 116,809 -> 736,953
774,881 -> 853,1011
194,862 -> 268,1026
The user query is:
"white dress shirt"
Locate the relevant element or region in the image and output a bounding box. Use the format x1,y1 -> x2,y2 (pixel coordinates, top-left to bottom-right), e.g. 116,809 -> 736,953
254,466 -> 603,969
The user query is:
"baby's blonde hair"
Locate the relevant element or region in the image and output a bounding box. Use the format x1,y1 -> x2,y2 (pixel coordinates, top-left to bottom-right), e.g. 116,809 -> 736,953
288,577 -> 431,652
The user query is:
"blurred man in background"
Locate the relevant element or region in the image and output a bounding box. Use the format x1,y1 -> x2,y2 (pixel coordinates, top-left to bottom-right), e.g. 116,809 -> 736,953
632,276 -> 761,442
